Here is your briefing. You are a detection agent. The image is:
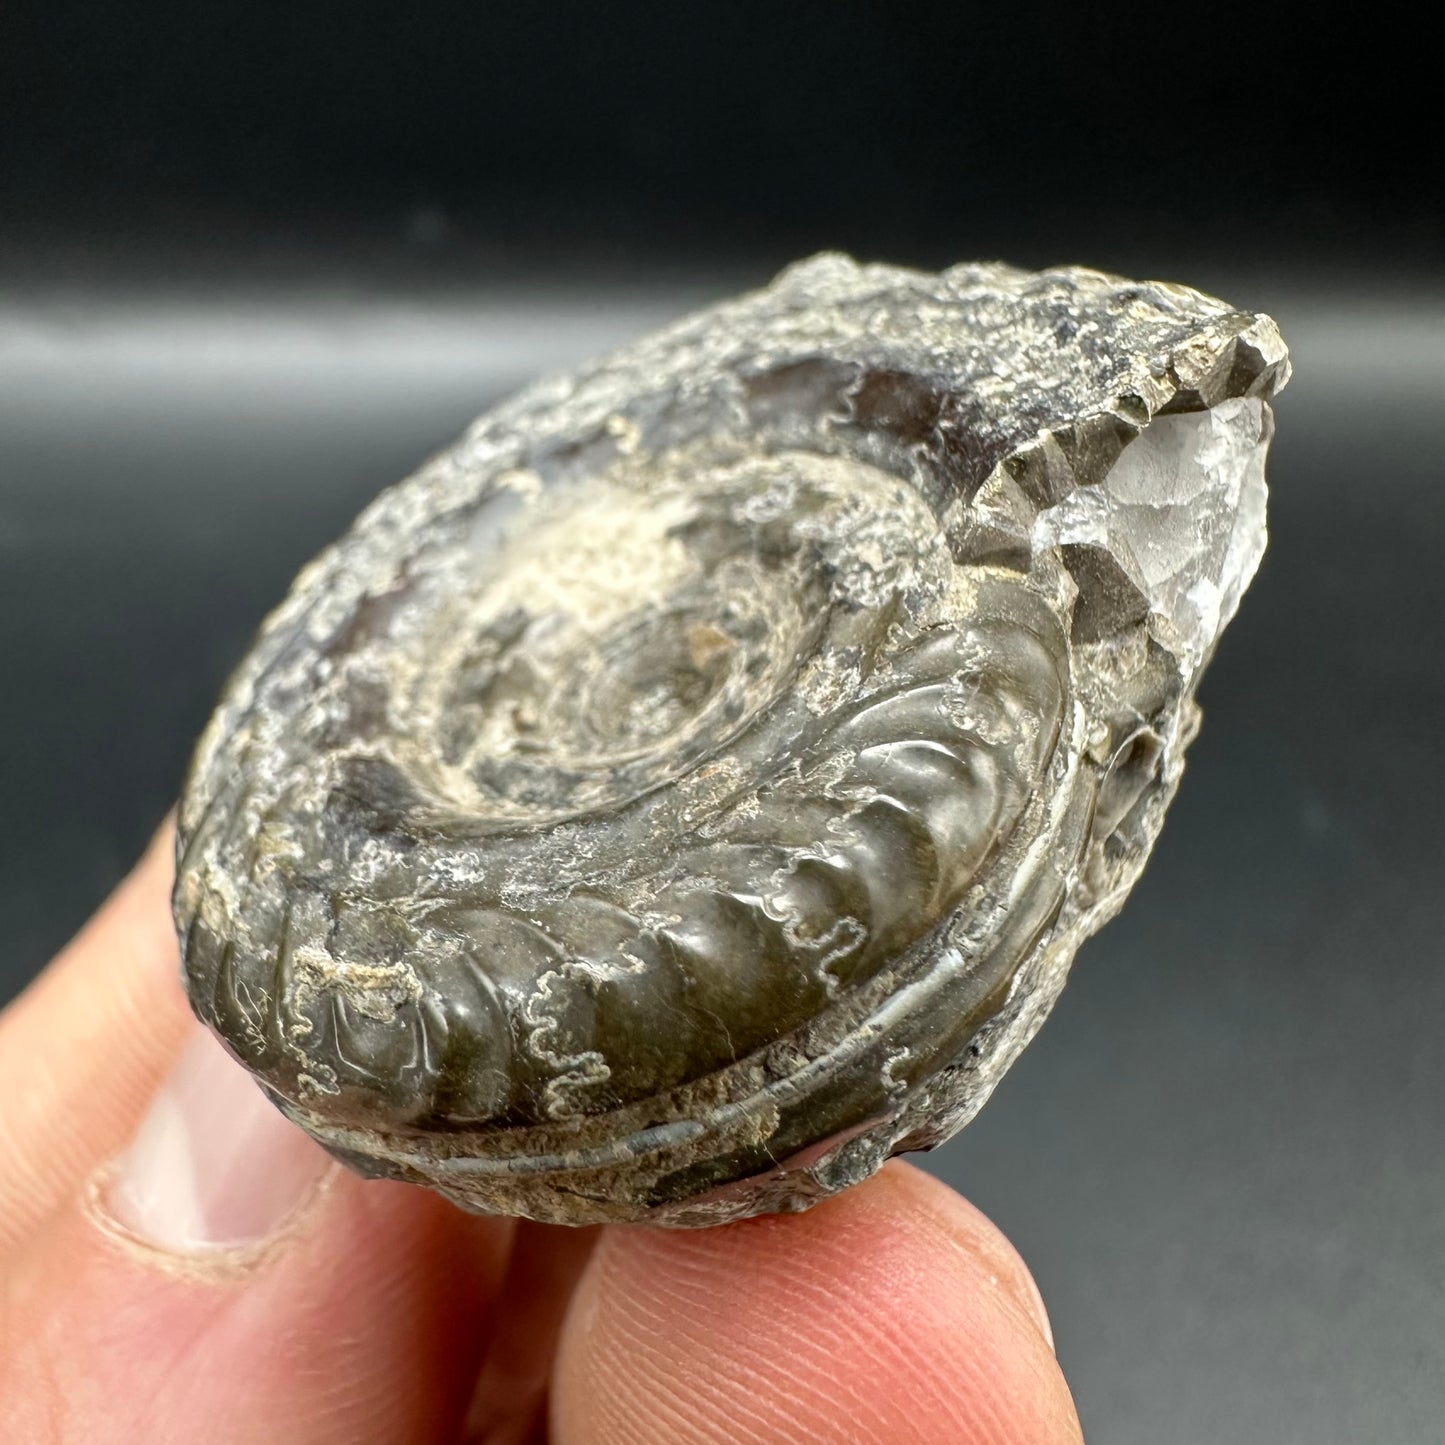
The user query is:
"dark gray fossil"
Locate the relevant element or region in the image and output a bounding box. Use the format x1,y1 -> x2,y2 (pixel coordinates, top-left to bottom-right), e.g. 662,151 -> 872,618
174,256 -> 1288,1225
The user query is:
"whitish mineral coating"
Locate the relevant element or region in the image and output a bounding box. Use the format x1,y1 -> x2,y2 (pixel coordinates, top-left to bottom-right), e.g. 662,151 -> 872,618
174,256 -> 1289,1225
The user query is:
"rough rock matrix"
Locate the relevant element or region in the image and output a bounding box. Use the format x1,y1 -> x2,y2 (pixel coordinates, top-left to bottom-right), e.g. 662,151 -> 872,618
175,256 -> 1289,1225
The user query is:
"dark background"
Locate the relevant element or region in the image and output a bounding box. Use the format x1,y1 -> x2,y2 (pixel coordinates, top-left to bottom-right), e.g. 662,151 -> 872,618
3,6 -> 1441,1441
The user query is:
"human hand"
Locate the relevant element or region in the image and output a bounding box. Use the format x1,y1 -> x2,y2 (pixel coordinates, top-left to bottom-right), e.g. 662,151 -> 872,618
0,822 -> 1083,1443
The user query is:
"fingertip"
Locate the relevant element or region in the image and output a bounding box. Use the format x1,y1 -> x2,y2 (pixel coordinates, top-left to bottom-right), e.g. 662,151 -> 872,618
870,1162 -> 1056,1350
552,1162 -> 1080,1445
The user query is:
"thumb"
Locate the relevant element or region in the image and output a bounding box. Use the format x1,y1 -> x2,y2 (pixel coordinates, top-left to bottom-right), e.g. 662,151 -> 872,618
1,1019 -> 511,1445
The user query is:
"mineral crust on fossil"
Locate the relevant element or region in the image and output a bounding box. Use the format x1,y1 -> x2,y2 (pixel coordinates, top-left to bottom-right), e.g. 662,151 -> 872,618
175,256 -> 1289,1225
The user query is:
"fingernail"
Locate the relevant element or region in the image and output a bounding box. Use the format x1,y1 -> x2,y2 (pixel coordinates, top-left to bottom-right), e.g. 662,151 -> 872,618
1012,1257 -> 1056,1353
969,1228 -> 1055,1353
104,1021 -> 331,1253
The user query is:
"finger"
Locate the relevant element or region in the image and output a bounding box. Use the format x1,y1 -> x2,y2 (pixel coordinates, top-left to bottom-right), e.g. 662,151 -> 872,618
0,819 -> 191,1253
1,1017 -> 513,1445
463,1221 -> 600,1445
551,1161 -> 1080,1445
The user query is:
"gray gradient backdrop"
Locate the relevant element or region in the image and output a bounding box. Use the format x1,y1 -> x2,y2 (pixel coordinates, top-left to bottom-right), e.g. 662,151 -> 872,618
2,275 -> 1442,1442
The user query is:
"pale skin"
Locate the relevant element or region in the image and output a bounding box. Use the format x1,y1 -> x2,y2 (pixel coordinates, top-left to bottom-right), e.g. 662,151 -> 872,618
0,821 -> 1084,1443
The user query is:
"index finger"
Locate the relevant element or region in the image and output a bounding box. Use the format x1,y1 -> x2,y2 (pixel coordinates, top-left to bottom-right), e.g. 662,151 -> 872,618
552,1160 -> 1082,1444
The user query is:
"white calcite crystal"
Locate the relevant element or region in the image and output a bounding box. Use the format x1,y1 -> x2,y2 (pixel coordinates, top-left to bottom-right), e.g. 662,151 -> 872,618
1034,396 -> 1271,673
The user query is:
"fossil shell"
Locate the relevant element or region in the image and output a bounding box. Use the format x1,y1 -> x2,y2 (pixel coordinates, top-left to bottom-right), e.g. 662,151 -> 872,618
175,256 -> 1288,1225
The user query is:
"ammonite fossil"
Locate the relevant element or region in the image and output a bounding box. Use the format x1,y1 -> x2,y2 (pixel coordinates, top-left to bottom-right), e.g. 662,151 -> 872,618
175,256 -> 1289,1225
